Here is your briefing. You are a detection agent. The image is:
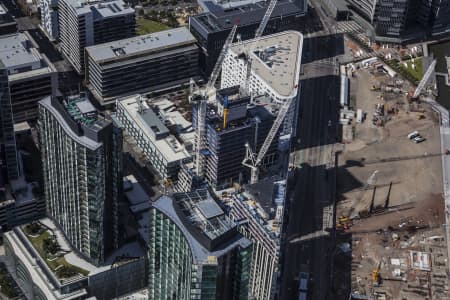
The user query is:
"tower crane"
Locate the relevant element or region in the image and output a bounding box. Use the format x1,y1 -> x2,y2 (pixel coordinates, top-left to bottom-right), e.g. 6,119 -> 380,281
242,96 -> 293,184
190,24 -> 238,176
412,59 -> 436,99
243,0 -> 278,92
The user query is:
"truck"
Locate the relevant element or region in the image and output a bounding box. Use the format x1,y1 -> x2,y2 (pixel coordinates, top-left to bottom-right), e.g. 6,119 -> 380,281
356,109 -> 364,123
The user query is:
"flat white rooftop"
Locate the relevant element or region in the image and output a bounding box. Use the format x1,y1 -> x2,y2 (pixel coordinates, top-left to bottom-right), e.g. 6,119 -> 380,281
117,95 -> 191,163
65,0 -> 134,17
86,27 -> 196,62
229,31 -> 303,98
0,33 -> 41,70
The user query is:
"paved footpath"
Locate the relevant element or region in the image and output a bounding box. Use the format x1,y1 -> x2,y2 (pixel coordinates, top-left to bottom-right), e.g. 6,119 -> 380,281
422,97 -> 450,274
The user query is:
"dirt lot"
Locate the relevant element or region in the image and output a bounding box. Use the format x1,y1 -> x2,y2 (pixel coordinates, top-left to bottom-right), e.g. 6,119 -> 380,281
334,66 -> 449,300
338,68 -> 442,217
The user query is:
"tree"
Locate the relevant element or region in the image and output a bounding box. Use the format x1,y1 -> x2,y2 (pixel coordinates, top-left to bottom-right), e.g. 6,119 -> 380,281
43,237 -> 60,255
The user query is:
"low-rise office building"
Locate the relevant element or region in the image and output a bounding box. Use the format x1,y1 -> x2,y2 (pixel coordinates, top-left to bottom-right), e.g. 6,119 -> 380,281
114,94 -> 192,180
58,0 -> 135,74
85,28 -> 199,107
189,0 -> 307,76
0,176 -> 46,230
4,218 -> 146,300
148,190 -> 252,299
0,32 -> 58,124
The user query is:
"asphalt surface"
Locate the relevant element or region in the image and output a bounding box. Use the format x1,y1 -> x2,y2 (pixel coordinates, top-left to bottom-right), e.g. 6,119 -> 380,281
279,9 -> 342,299
27,28 -> 81,96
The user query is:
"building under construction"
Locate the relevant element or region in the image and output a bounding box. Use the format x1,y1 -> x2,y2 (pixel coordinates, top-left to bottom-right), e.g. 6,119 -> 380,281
192,86 -> 278,189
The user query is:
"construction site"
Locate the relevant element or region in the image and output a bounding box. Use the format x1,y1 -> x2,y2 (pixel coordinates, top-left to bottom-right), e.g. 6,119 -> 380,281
333,57 -> 449,299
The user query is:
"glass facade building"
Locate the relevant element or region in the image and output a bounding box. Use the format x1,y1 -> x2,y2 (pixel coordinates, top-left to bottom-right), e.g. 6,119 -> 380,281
148,191 -> 252,300
0,61 -> 19,181
38,95 -> 122,264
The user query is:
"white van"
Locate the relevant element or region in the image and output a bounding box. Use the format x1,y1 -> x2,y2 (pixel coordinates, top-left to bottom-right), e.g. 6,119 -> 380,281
407,131 -> 419,139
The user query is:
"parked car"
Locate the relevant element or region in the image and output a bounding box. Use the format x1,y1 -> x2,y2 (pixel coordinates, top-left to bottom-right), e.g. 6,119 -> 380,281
414,136 -> 426,143
407,131 -> 419,139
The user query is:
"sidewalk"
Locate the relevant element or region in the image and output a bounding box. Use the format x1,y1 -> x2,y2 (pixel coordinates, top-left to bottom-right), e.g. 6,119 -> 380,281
422,97 -> 450,274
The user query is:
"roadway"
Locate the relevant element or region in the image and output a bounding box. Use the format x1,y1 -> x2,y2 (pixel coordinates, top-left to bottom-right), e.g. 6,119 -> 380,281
279,5 -> 342,299
280,74 -> 340,300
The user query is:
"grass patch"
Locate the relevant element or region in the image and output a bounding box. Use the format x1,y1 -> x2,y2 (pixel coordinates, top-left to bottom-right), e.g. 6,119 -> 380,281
27,228 -> 89,278
0,264 -> 19,298
398,57 -> 423,82
137,18 -> 171,35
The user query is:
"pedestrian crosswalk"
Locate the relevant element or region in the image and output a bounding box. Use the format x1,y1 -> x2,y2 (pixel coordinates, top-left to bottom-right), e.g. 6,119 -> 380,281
336,20 -> 364,34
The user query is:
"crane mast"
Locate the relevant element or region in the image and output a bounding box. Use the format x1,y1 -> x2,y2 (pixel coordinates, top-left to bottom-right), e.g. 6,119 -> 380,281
243,96 -> 294,183
192,24 -> 238,176
243,0 -> 278,92
254,0 -> 278,39
207,24 -> 238,93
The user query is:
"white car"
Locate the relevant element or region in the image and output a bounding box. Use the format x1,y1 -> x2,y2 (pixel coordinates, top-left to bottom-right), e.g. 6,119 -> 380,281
414,136 -> 426,143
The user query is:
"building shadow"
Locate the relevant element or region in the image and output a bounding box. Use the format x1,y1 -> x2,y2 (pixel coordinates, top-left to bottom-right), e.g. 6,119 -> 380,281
302,34 -> 345,64
293,75 -> 341,151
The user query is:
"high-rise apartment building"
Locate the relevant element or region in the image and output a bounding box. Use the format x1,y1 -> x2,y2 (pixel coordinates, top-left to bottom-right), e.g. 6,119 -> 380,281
192,87 -> 278,189
40,0 -> 59,40
148,190 -> 252,299
38,95 -> 123,264
189,0 -> 307,76
428,0 -> 450,36
0,62 -> 19,181
345,0 -> 450,42
85,28 -> 199,106
221,31 -> 303,137
0,32 -> 58,124
58,0 -> 135,74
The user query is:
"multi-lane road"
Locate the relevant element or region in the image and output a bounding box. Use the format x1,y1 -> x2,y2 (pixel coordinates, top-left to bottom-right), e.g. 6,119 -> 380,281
279,4 -> 343,298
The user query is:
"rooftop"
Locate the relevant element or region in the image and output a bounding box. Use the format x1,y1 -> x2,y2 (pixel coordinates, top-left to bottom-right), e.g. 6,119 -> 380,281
153,192 -> 251,263
0,33 -> 42,71
244,176 -> 286,216
219,177 -> 286,239
28,219 -> 144,273
123,175 -> 151,206
64,0 -> 134,18
207,102 -> 273,132
173,189 -> 236,241
65,97 -> 98,126
229,30 -> 303,98
86,27 -> 196,62
39,96 -> 109,150
116,95 -> 191,163
192,0 -> 307,31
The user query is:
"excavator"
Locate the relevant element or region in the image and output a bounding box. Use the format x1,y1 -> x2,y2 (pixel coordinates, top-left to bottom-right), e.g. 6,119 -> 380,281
372,262 -> 381,286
